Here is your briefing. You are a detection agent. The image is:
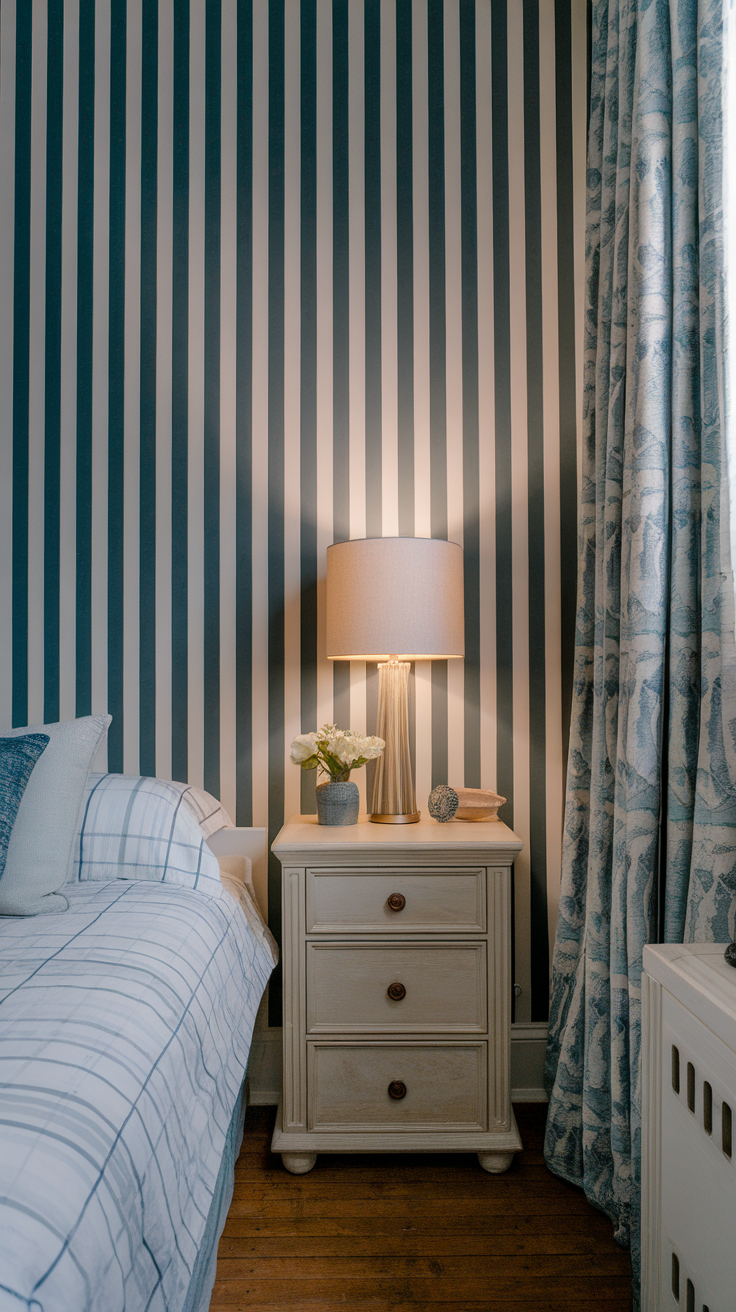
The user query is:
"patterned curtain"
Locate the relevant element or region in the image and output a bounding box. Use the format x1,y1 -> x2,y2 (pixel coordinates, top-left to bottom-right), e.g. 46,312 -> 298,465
543,0 -> 734,1299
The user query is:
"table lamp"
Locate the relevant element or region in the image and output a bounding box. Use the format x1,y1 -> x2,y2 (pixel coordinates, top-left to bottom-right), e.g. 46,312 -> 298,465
326,537 -> 464,822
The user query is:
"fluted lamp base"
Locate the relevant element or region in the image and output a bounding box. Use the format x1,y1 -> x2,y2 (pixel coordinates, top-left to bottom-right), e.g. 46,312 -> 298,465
370,660 -> 419,823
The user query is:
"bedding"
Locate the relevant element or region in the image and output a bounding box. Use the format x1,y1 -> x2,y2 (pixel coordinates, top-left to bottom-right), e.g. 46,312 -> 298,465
74,773 -> 228,898
0,715 -> 111,916
0,877 -> 275,1312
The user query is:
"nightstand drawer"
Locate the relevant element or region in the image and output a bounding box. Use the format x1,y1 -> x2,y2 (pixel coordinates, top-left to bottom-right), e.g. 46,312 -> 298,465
308,1041 -> 487,1131
306,869 -> 486,933
306,941 -> 487,1033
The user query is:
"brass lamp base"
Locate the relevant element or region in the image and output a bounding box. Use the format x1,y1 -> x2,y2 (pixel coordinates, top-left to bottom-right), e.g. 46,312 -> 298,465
370,811 -> 421,824
370,660 -> 418,824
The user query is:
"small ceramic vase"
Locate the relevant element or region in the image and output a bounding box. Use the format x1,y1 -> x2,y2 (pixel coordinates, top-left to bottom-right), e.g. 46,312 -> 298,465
316,780 -> 360,826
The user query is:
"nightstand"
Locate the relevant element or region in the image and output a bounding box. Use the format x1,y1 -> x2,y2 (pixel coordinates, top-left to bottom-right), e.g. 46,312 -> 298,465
270,814 -> 523,1175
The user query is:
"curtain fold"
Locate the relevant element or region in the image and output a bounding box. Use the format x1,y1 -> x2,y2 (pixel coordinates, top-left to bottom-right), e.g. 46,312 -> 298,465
544,0 -> 734,1299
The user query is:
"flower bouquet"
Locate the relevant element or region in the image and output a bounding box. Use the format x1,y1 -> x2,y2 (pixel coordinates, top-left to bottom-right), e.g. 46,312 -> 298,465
291,724 -> 385,825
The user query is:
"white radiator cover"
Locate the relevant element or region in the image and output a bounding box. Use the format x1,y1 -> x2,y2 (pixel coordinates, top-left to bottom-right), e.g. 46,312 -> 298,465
642,943 -> 736,1312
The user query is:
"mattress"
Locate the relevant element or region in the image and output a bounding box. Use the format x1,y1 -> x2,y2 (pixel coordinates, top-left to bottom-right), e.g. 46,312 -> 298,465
0,879 -> 274,1312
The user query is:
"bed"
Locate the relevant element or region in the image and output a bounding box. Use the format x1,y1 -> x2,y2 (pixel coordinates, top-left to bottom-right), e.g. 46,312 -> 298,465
0,772 -> 276,1312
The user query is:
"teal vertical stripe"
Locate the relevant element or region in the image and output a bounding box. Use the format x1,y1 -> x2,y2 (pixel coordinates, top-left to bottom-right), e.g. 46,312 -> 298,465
332,0 -> 350,731
555,0 -> 577,766
204,0 -> 222,796
428,0 -> 447,788
523,0 -> 549,1020
44,0 -> 64,725
460,0 -> 480,789
11,2 -> 32,728
332,0 -> 349,550
139,0 -> 159,775
267,0 -> 285,1024
235,0 -> 253,824
396,0 -> 414,539
171,0 -> 189,781
364,0 -> 381,540
108,0 -> 127,770
76,0 -> 95,718
491,0 -> 513,827
300,0 -> 318,815
427,0 -> 446,544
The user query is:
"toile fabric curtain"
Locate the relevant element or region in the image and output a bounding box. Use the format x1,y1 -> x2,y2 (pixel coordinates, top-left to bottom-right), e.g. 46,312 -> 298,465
543,0 -> 734,1297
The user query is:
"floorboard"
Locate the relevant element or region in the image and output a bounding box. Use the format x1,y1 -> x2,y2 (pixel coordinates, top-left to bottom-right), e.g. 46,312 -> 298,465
211,1104 -> 633,1310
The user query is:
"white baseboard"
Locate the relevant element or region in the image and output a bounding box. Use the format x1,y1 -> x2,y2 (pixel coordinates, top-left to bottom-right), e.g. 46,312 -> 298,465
247,1017 -> 549,1106
509,1022 -> 549,1103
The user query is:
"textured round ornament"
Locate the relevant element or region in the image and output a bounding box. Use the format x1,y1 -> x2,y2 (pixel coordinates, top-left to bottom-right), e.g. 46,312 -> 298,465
724,942 -> 736,968
428,784 -> 459,822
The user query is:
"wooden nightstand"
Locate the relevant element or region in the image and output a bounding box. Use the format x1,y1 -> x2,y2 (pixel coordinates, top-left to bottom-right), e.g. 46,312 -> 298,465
270,814 -> 523,1175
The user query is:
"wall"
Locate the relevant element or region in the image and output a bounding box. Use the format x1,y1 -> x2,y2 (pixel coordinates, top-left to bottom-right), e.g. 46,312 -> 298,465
0,0 -> 583,1024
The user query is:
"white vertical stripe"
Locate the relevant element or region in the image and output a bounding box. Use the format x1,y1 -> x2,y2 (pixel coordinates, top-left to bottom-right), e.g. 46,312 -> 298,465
380,0 -> 398,538
218,0 -> 237,816
411,0 -> 432,816
348,0 -> 366,763
187,0 -> 206,788
411,0 -> 430,541
250,0 -> 270,830
539,0 -> 563,971
155,0 -> 174,781
507,0 -> 531,1022
123,0 -> 142,772
0,0 -> 17,731
476,0 -> 496,793
283,0 -> 302,825
315,0 -> 334,739
348,0 -> 365,546
572,0 -> 586,496
444,0 -> 464,790
91,0 -> 110,744
59,0 -> 79,723
26,0 -> 48,727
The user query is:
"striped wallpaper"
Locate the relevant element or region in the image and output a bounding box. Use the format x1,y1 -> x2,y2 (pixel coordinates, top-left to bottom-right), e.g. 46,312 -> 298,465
0,0 -> 584,1024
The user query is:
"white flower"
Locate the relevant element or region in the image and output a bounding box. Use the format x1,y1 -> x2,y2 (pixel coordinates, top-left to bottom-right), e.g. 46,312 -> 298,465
290,732 -> 320,764
291,725 -> 385,780
321,728 -> 359,764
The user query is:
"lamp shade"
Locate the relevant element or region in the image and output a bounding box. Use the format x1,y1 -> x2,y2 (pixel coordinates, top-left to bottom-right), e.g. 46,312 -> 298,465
326,537 -> 464,661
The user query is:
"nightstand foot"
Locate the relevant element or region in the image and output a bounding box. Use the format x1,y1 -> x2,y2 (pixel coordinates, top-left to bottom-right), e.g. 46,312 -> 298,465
477,1150 -> 514,1174
281,1151 -> 317,1175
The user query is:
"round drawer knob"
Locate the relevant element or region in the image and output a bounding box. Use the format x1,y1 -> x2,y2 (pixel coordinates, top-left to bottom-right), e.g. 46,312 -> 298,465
387,982 -> 406,1002
388,1080 -> 407,1100
387,893 -> 406,912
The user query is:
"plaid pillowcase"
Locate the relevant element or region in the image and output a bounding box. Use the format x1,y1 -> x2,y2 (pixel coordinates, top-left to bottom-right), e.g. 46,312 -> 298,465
73,774 -> 232,898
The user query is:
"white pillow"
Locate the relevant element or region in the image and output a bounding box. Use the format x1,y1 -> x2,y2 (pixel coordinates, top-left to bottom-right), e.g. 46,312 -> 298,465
73,773 -> 227,899
0,715 -> 111,915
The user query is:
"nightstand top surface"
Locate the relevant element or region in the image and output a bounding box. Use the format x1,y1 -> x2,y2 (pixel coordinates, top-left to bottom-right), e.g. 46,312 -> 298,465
272,813 -> 522,854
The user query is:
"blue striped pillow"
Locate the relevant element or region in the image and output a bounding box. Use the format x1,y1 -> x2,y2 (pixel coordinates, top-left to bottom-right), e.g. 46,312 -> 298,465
0,734 -> 50,883
74,773 -> 230,898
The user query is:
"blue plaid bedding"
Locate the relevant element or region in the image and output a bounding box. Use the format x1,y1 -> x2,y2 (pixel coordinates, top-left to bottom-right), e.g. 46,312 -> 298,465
0,880 -> 274,1312
74,773 -> 231,897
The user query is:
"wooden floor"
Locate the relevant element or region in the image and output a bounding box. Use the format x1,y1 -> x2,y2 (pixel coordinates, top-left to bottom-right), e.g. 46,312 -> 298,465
211,1104 -> 633,1312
